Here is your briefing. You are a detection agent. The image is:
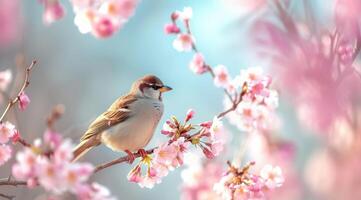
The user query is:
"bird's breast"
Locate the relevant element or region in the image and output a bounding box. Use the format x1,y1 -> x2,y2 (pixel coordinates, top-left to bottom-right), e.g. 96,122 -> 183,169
101,98 -> 164,152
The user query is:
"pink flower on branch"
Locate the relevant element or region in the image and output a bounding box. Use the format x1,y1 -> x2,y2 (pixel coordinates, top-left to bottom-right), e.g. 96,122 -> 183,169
173,33 -> 195,52
18,92 -> 30,111
71,0 -> 139,38
0,121 -> 16,144
189,53 -> 208,75
42,0 -> 66,25
214,162 -> 284,200
0,144 -> 11,166
127,110 -> 226,188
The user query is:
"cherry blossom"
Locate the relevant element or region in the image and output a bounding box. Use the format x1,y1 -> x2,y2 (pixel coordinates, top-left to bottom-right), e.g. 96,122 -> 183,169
42,0 -> 66,25
189,53 -> 208,75
0,0 -> 21,46
214,162 -> 284,200
71,0 -> 139,38
173,33 -> 195,52
0,144 -> 11,166
12,132 -> 99,198
128,110 -> 225,188
76,182 -> 116,200
18,92 -> 30,111
164,23 -> 180,34
181,156 -> 223,200
260,164 -> 285,189
0,69 -> 12,91
0,121 -> 16,144
213,65 -> 230,88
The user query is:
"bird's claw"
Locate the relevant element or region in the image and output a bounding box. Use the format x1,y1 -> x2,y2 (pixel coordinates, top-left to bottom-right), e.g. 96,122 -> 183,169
138,149 -> 147,158
125,150 -> 135,164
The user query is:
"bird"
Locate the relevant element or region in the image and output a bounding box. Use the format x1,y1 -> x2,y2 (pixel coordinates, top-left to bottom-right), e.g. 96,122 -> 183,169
72,75 -> 172,163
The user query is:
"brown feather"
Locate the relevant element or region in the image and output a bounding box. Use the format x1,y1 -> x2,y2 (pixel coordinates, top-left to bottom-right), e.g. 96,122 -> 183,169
80,94 -> 137,142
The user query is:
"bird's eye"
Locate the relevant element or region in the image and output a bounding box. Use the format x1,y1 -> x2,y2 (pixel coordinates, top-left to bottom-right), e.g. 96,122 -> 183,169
151,85 -> 162,90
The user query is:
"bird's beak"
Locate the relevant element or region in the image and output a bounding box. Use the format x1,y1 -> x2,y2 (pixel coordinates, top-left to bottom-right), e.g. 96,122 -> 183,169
159,85 -> 172,92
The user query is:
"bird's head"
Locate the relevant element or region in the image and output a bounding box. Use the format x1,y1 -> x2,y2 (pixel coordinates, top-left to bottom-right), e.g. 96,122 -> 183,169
131,75 -> 172,100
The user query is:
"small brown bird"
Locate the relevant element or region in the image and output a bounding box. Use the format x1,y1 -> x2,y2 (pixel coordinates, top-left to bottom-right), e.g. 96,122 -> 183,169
72,75 -> 172,162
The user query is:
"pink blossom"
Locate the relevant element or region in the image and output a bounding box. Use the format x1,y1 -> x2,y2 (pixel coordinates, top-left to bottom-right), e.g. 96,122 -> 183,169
44,130 -> 62,149
177,7 -> 193,21
43,0 -> 65,25
153,142 -> 177,166
76,182 -> 115,200
213,65 -> 230,88
0,69 -> 12,91
99,0 -> 138,19
161,120 -> 177,137
0,121 -> 16,144
18,92 -> 30,111
185,109 -> 195,122
189,53 -> 208,74
12,149 -> 39,180
181,161 -> 223,200
260,164 -> 284,189
0,0 -> 21,46
91,16 -> 121,38
0,144 -> 11,166
164,23 -> 180,34
12,132 -> 95,196
71,0 -> 139,38
127,164 -> 142,183
173,33 -> 194,52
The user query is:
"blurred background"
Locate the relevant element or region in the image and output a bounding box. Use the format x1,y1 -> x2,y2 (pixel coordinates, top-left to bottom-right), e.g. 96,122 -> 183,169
0,0 -> 360,199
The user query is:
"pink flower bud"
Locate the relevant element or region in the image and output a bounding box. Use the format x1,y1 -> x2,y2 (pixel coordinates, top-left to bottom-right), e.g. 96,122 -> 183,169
43,1 -> 65,25
27,178 -> 37,188
171,12 -> 179,21
202,147 -> 215,159
164,23 -> 180,34
185,109 -> 195,122
11,130 -> 20,144
18,92 -> 30,111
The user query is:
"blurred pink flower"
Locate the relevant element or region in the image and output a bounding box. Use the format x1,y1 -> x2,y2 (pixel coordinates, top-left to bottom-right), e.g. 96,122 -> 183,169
71,0 -> 139,38
0,0 -> 21,46
164,23 -> 180,34
173,33 -> 194,52
260,164 -> 285,189
213,65 -> 230,88
189,53 -> 208,75
0,121 -> 16,144
0,69 -> 12,91
12,132 -> 96,196
181,161 -> 223,200
43,0 -> 65,25
76,182 -> 116,200
185,109 -> 195,122
0,144 -> 11,166
91,15 -> 121,38
176,7 -> 193,21
18,92 -> 30,111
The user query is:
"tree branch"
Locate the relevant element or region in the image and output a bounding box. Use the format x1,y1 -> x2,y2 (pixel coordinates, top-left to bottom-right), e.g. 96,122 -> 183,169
0,178 -> 26,187
0,60 -> 36,122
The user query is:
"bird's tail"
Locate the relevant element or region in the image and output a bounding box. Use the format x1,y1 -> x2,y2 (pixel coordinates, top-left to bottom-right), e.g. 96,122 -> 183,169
72,138 -> 100,162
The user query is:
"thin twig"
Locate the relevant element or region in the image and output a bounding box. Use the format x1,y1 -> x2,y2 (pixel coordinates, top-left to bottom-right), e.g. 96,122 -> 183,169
0,60 -> 36,122
0,193 -> 15,200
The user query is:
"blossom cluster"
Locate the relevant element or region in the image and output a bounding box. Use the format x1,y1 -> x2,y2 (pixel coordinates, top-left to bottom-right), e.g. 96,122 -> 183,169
165,7 -> 279,133
127,109 -> 226,188
40,0 -> 139,38
181,153 -> 224,200
12,131 -> 115,200
214,162 -> 284,200
0,121 -> 17,166
223,67 -> 279,132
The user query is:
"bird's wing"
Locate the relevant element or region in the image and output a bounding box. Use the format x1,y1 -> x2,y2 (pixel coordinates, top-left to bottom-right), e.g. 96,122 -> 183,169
80,94 -> 138,142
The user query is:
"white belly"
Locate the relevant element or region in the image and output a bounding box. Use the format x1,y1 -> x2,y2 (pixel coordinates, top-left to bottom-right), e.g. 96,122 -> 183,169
101,98 -> 163,152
